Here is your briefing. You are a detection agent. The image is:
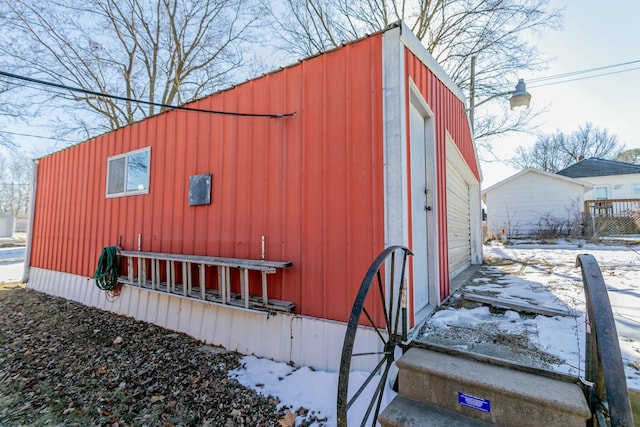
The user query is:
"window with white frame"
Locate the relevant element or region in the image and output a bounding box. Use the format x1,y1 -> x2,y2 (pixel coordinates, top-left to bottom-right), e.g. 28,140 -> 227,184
106,147 -> 150,197
594,186 -> 608,200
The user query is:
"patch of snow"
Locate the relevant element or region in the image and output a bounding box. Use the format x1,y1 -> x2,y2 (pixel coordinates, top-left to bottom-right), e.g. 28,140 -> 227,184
6,241 -> 639,425
0,259 -> 24,283
230,356 -> 395,426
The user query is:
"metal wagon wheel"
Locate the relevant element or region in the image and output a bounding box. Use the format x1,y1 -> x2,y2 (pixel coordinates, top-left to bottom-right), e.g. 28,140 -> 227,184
337,246 -> 413,427
577,254 -> 634,427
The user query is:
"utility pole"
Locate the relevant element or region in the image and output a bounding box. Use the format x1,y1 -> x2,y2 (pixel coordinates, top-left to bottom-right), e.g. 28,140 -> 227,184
469,55 -> 476,135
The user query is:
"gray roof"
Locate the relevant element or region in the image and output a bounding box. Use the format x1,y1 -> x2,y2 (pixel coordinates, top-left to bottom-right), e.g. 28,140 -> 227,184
556,158 -> 640,178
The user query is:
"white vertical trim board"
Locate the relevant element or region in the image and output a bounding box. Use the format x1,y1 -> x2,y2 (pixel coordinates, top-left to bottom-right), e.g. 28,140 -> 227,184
381,24 -> 410,250
27,268 -> 382,372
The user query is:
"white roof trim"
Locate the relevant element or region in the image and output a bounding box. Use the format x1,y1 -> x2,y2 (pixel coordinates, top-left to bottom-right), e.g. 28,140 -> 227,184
397,22 -> 466,103
482,168 -> 594,199
396,22 -> 479,180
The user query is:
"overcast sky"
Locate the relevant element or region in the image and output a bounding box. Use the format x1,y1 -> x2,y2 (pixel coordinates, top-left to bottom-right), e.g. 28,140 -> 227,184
482,0 -> 640,187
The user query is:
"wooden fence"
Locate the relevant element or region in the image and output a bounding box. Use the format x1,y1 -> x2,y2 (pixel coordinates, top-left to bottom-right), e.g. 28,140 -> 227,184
584,199 -> 640,237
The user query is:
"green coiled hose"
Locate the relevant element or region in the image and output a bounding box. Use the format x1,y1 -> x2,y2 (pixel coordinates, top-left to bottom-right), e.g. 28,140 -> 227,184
94,246 -> 121,291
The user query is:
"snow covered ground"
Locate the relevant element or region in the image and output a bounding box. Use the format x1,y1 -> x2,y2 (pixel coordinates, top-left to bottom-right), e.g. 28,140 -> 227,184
0,246 -> 25,283
2,241 -> 639,426
233,240 -> 640,425
480,240 -> 640,388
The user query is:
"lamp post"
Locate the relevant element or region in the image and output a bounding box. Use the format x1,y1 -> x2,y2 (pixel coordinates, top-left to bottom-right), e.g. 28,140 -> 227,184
466,56 -> 532,134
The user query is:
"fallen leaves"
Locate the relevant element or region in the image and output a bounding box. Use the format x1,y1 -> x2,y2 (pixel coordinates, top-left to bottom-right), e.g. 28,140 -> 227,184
0,287 -> 287,426
278,411 -> 297,427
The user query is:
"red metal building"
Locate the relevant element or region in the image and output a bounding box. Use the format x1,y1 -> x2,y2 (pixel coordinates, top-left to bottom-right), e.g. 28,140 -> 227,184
25,22 -> 482,370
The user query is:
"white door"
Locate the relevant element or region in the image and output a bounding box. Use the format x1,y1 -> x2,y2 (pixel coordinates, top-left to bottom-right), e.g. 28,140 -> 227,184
410,104 -> 430,314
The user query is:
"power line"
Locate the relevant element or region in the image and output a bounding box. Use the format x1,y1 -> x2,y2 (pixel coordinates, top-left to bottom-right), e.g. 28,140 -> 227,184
529,66 -> 640,89
0,129 -> 79,144
491,59 -> 640,92
0,70 -> 297,119
527,59 -> 640,83
0,75 -> 74,99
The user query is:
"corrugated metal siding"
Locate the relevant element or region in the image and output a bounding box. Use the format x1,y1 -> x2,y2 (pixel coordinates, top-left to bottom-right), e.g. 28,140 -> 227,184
31,35 -> 386,324
403,50 -> 477,300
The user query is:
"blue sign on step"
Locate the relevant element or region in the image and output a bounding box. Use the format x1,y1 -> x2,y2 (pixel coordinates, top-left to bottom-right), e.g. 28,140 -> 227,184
458,392 -> 491,412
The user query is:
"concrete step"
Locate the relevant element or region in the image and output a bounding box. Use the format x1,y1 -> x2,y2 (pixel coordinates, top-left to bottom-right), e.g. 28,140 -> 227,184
390,347 -> 591,427
379,395 -> 495,427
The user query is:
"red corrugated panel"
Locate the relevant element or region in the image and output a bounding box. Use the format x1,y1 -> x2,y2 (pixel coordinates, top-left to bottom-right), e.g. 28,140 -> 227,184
281,66 -> 304,307
74,144 -> 86,274
31,34 -> 386,323
82,138 -> 94,274
349,39 -> 385,317
323,49 -> 348,321
299,54 -> 326,318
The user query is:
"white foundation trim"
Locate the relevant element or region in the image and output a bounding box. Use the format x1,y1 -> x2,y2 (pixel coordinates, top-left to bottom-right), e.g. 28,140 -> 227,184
27,267 -> 382,372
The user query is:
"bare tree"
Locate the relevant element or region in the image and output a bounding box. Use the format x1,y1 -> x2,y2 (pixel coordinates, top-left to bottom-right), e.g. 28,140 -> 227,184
0,151 -> 32,217
0,77 -> 36,149
510,131 -> 566,173
269,0 -> 562,149
615,148 -> 640,165
510,122 -> 625,172
0,0 -> 266,139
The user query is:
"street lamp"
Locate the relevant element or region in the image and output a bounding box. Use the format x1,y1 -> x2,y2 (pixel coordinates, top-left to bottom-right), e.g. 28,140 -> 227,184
465,56 -> 532,133
508,79 -> 532,110
467,78 -> 531,112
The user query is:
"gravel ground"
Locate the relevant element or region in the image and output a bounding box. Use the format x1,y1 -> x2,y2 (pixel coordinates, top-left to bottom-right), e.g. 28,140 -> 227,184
0,282 -> 288,426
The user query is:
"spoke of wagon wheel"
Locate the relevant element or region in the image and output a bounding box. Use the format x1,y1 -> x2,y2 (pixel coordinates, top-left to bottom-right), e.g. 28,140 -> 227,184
387,251 -> 396,333
362,306 -> 388,344
346,355 -> 387,411
360,360 -> 393,427
393,252 -> 409,338
336,246 -> 413,427
352,351 -> 392,357
376,269 -> 392,333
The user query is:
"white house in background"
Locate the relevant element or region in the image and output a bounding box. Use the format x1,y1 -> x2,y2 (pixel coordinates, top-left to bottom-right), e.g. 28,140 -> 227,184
556,158 -> 640,200
482,169 -> 592,239
0,212 -> 15,238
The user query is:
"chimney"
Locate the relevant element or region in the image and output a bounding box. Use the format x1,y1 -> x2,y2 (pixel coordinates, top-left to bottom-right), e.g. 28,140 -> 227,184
577,155 -> 584,161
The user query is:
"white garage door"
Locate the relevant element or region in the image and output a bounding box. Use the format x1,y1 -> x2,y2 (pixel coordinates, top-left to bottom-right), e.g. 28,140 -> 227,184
446,162 -> 471,277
